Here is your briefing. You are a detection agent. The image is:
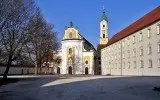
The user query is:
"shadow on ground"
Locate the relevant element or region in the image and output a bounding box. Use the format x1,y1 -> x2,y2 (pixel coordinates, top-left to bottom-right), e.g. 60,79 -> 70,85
0,76 -> 160,100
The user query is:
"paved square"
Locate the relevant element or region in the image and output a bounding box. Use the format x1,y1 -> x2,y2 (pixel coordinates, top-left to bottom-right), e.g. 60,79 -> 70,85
0,76 -> 160,100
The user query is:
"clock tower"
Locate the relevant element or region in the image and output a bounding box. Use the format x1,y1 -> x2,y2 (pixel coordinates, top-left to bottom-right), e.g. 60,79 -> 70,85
100,9 -> 108,45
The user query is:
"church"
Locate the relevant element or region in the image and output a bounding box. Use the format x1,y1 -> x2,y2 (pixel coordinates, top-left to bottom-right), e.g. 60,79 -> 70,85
56,10 -> 108,75
57,22 -> 96,75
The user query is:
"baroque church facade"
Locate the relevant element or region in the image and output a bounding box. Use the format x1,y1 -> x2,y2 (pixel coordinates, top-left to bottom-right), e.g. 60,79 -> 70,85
57,22 -> 96,75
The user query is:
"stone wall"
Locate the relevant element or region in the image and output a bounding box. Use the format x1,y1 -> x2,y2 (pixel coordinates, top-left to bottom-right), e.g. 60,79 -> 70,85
0,66 -> 55,75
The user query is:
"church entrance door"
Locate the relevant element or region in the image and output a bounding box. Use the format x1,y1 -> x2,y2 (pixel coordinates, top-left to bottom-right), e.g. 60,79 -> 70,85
57,67 -> 60,74
85,67 -> 88,75
68,66 -> 72,75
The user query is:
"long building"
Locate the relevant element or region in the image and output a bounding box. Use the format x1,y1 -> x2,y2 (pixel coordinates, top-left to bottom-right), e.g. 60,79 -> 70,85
101,6 -> 160,76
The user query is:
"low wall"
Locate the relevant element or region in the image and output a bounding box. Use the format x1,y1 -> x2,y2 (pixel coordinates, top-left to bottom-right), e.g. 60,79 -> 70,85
0,66 -> 55,75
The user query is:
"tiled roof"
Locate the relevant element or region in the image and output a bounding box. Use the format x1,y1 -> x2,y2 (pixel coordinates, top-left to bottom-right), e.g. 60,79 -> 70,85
106,6 -> 160,47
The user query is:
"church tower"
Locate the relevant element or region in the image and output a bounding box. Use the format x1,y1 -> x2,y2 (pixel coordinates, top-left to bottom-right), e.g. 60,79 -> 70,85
100,9 -> 108,45
95,8 -> 109,75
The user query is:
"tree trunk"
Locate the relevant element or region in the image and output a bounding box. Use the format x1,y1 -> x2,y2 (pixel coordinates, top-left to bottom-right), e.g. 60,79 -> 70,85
2,55 -> 13,81
35,63 -> 38,75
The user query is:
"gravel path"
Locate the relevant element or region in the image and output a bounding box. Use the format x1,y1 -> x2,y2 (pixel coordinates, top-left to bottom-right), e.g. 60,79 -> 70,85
0,76 -> 160,100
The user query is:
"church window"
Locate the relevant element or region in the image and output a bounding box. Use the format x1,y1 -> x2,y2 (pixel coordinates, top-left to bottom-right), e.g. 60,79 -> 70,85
85,61 -> 88,64
69,48 -> 72,54
103,25 -> 105,28
68,58 -> 72,65
149,59 -> 152,68
103,34 -> 105,38
69,32 -> 72,38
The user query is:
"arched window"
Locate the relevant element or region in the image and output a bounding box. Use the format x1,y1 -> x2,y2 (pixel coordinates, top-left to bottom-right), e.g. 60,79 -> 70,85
103,25 -> 105,28
69,32 -> 72,38
103,34 -> 105,38
69,48 -> 72,54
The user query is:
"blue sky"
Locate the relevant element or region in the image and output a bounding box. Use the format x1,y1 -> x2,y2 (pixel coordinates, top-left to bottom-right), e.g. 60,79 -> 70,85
35,0 -> 160,48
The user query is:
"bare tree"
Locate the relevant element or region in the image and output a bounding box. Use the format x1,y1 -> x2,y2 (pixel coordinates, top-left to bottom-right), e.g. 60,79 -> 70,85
26,11 -> 59,75
0,0 -> 37,80
68,55 -> 84,74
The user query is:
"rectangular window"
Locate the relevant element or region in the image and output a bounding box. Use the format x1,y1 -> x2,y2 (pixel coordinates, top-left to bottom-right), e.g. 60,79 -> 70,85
133,36 -> 135,44
158,44 -> 160,53
149,59 -> 152,68
157,25 -> 160,35
140,60 -> 144,68
147,29 -> 151,38
148,45 -> 152,55
139,32 -> 142,41
128,62 -> 130,69
115,63 -> 117,69
119,62 -> 121,69
128,50 -> 130,58
123,62 -> 125,69
133,49 -> 136,57
158,59 -> 160,68
127,38 -> 130,46
140,47 -> 143,56
134,61 -> 136,68
122,41 -> 125,47
119,43 -> 121,48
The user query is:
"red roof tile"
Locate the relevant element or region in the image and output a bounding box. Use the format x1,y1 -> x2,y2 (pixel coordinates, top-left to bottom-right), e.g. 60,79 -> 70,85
106,6 -> 160,47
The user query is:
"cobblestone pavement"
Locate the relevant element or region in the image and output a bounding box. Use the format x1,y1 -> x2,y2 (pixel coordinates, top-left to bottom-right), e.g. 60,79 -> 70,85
0,75 -> 160,100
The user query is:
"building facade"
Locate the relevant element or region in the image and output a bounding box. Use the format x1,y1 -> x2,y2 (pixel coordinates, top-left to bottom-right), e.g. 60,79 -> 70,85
57,22 -> 96,75
101,6 -> 160,76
